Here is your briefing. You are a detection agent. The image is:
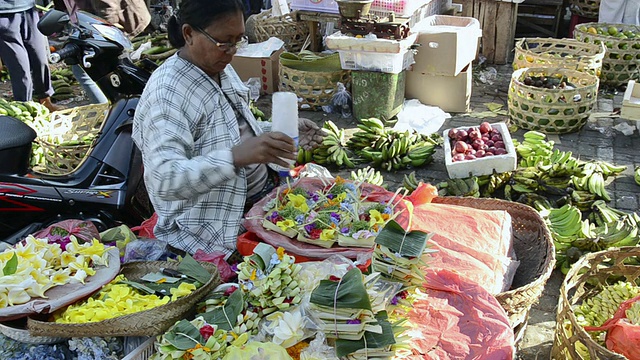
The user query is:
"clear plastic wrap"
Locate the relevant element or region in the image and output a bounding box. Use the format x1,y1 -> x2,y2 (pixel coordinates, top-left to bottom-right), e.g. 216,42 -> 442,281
123,238 -> 169,263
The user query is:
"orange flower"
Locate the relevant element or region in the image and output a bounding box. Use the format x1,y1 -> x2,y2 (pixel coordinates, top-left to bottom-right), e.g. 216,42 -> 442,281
335,176 -> 345,184
382,213 -> 390,220
405,183 -> 438,206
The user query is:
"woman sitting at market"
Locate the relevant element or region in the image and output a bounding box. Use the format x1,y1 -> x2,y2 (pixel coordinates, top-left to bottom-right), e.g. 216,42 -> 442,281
132,0 -> 323,260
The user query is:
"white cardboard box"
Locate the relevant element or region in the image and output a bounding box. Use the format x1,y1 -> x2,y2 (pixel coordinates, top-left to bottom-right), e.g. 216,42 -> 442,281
406,63 -> 471,113
443,122 -> 517,179
621,80 -> 640,121
325,31 -> 418,53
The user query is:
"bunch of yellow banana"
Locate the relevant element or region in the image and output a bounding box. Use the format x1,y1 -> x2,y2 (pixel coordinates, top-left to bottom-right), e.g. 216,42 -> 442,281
438,177 -> 481,197
635,166 -> 640,186
313,120 -> 355,168
574,281 -> 640,329
402,171 -> 424,194
296,146 -> 314,165
350,166 -> 385,187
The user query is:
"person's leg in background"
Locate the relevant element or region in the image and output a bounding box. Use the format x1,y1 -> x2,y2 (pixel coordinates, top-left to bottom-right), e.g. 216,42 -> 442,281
623,0 -> 640,24
0,11 -> 34,102
71,64 -> 108,104
22,7 -> 59,111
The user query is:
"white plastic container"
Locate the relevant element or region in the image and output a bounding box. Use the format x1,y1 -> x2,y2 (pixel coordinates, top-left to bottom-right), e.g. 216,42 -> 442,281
290,0 -> 339,13
338,49 -> 415,73
443,122 -> 517,179
271,92 -> 299,177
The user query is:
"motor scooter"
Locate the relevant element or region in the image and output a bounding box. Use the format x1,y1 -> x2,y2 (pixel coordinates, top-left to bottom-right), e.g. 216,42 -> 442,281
0,10 -> 155,244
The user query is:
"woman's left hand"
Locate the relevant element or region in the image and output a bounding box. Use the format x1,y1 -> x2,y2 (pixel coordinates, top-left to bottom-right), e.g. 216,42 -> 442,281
298,118 -> 324,150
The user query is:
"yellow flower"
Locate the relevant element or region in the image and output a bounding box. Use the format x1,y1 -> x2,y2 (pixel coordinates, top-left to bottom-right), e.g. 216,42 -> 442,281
320,228 -> 336,241
68,255 -> 96,277
14,241 -> 37,262
60,251 -> 77,267
369,209 -> 386,227
335,176 -> 345,184
286,193 -> 309,212
276,219 -> 296,232
276,247 -> 286,260
51,268 -> 71,285
336,192 -> 347,202
170,282 -> 196,301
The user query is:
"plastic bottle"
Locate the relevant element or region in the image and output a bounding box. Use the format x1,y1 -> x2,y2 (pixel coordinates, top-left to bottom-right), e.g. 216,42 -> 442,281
271,92 -> 299,178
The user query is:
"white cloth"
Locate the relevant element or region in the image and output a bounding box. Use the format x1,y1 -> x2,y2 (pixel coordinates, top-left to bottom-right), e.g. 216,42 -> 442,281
599,0 -> 640,25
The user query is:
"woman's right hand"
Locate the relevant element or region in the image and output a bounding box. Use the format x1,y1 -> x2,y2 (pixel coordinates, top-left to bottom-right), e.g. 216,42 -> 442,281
232,132 -> 296,168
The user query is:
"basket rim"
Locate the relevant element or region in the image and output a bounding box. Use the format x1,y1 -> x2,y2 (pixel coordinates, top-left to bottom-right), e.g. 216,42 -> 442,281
511,67 -> 601,89
515,37 -> 606,57
574,22 -> 640,41
0,321 -> 66,344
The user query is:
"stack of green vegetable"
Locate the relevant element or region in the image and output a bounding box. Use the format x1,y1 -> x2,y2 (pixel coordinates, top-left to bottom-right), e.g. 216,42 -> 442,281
50,67 -> 76,101
132,32 -> 176,65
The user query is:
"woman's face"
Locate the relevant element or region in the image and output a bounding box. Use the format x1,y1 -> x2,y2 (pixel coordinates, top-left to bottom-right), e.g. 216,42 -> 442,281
182,10 -> 245,77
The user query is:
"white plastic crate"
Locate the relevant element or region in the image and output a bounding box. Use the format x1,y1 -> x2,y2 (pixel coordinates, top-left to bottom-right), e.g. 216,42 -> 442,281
122,338 -> 156,360
443,122 -> 517,179
290,0 -> 340,13
338,48 -> 415,73
370,0 -> 429,17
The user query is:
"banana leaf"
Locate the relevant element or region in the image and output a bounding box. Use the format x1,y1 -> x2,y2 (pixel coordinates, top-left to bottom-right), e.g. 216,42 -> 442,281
310,268 -> 371,311
178,254 -> 212,284
375,220 -> 432,258
334,311 -> 396,358
165,319 -> 203,350
279,51 -> 343,72
201,290 -> 244,331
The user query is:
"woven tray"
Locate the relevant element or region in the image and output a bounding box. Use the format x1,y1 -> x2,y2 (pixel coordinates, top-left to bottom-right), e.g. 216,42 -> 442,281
26,261 -> 220,338
254,9 -> 309,53
574,23 -> 640,87
508,67 -> 599,134
32,103 -> 109,175
513,38 -> 605,76
551,246 -> 640,359
431,196 -> 555,330
0,320 -> 65,345
569,0 -> 600,18
279,63 -> 351,111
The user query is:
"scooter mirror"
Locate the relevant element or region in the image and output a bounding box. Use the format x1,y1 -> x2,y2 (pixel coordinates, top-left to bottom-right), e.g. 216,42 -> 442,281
37,10 -> 71,36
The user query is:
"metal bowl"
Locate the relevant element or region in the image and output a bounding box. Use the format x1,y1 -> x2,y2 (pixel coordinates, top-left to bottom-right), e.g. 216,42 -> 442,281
336,0 -> 374,19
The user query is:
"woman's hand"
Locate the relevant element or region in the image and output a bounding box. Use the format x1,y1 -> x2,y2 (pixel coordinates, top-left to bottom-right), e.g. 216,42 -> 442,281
232,132 -> 296,168
298,118 -> 324,150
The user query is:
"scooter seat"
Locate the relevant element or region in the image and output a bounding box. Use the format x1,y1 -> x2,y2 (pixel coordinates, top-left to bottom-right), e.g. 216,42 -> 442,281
0,116 -> 37,175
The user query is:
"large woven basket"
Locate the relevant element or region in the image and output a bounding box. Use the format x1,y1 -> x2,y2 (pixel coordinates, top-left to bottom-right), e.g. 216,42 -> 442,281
513,38 -> 605,76
431,197 -> 556,331
551,247 -> 640,359
0,320 -> 65,345
31,103 -> 109,175
574,23 -> 640,87
26,261 -> 220,338
508,67 -> 599,134
569,0 -> 600,18
254,9 -> 310,53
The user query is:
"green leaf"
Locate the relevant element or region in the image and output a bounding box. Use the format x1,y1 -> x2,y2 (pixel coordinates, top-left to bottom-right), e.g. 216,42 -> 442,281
165,319 -> 203,350
335,311 -> 396,357
3,253 -> 17,276
201,289 -> 244,331
375,220 -> 432,257
119,280 -> 158,295
178,254 -> 212,284
310,268 -> 371,311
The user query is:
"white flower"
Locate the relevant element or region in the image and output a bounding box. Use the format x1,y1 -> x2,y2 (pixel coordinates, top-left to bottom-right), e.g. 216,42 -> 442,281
271,310 -> 305,348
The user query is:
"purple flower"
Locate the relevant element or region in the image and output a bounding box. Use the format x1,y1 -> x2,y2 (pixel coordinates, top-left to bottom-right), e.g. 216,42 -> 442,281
330,212 -> 341,225
340,227 -> 350,235
383,206 -> 393,214
304,223 -> 316,234
231,263 -> 239,273
347,319 -> 361,325
390,295 -> 399,306
327,194 -> 335,199
268,211 -> 279,221
309,192 -> 320,202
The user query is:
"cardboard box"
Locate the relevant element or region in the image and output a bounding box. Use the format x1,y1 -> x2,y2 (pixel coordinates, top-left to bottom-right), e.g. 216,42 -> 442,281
443,122 -> 517,179
406,63 -> 471,113
621,80 -> 640,121
412,15 -> 481,76
231,39 -> 285,94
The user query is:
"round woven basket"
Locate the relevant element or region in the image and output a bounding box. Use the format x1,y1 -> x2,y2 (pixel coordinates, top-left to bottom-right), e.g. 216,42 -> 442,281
26,261 -> 220,338
254,9 -> 309,53
508,67 -> 599,134
431,196 -> 556,330
513,38 -> 605,77
569,0 -> 600,18
574,22 -> 640,87
0,320 -> 65,345
279,64 -> 351,111
551,246 -> 640,359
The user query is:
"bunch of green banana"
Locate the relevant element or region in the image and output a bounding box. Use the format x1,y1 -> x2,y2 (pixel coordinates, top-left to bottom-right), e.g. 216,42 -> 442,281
514,192 -> 553,210
591,160 -> 627,179
249,100 -> 266,121
574,281 -> 640,329
514,131 -> 555,166
402,171 -> 424,194
313,120 -> 355,168
350,166 -> 385,187
510,167 -> 541,193
50,67 -> 76,101
346,118 -> 387,150
0,98 -> 49,127
570,190 -> 599,211
1,66 -> 9,82
636,166 -> 640,186
480,171 -> 513,197
295,146 -> 314,165
438,177 -> 481,197
540,204 -> 583,252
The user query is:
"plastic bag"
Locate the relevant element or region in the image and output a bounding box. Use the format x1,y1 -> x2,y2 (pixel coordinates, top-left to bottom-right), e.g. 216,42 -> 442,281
131,213 -> 158,239
33,219 -> 100,244
100,224 -> 138,257
258,306 -> 314,349
245,77 -> 261,101
222,341 -> 292,359
585,294 -> 640,359
193,249 -> 236,282
393,99 -> 450,136
331,82 -> 352,118
124,238 -> 168,263
299,332 -> 339,360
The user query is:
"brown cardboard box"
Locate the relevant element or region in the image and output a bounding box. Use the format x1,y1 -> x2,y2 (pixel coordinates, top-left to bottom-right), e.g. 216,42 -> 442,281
405,63 -> 472,113
230,46 -> 284,94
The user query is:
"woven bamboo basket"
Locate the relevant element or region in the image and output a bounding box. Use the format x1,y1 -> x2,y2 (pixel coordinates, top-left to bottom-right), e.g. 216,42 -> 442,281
508,67 -> 599,134
26,261 -> 220,338
513,38 -> 605,76
574,22 -> 640,87
431,196 -> 556,331
0,320 -> 65,345
551,246 -> 640,359
279,53 -> 351,110
32,103 -> 109,175
254,9 -> 310,53
569,0 -> 600,18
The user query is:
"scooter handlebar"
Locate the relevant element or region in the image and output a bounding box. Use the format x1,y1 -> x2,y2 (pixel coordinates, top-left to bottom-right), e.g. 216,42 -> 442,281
49,43 -> 81,64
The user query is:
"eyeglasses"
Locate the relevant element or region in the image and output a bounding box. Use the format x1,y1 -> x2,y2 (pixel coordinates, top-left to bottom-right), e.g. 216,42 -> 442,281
195,27 -> 248,54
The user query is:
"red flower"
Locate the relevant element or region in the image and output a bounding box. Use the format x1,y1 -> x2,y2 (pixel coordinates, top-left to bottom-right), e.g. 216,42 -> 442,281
309,229 -> 322,239
224,286 -> 238,297
199,324 -> 215,340
329,275 -> 341,282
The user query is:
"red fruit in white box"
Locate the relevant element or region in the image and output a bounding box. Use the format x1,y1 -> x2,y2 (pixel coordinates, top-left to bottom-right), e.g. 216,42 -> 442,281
453,154 -> 466,162
494,148 -> 507,155
465,154 -> 477,161
479,122 -> 492,134
491,134 -> 502,142
466,148 -> 476,155
472,139 -> 485,150
494,140 -> 505,149
476,150 -> 486,158
448,128 -> 459,139
455,130 -> 468,142
468,129 -> 482,141
485,151 -> 494,156
454,141 -> 468,153
485,140 -> 495,147
482,135 -> 490,142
